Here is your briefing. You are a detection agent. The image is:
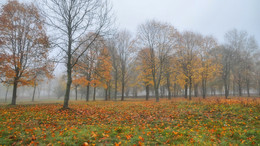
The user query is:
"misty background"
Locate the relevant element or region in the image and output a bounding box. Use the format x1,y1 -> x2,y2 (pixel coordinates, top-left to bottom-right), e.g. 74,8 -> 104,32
0,0 -> 259,102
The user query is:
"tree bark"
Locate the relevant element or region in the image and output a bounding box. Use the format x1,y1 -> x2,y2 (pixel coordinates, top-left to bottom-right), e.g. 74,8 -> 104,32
146,85 -> 149,101
189,77 -> 192,100
184,83 -> 188,99
93,86 -> 96,101
114,70 -> 117,101
86,84 -> 90,101
202,79 -> 207,99
11,80 -> 18,105
63,27 -> 73,109
105,88 -> 108,101
108,85 -> 111,101
121,82 -> 124,101
155,87 -> 159,102
63,67 -> 72,108
167,76 -> 171,100
121,73 -> 125,101
224,81 -> 229,99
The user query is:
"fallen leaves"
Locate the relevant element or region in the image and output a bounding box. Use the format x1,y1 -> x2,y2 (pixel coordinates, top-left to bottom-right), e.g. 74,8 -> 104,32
0,97 -> 259,145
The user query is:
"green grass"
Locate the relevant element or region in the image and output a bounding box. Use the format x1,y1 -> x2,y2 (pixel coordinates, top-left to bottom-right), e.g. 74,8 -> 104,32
0,97 -> 259,145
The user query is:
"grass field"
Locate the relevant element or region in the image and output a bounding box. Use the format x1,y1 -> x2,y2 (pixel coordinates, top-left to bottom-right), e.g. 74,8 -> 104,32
0,97 -> 259,145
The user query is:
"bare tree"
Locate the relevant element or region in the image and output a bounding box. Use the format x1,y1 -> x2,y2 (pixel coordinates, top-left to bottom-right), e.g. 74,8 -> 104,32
107,37 -> 120,100
115,30 -> 135,101
42,0 -> 113,108
242,36 -> 258,97
223,29 -> 258,97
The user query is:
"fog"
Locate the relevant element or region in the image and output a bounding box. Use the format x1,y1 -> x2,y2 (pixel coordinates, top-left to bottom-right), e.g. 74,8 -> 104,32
0,0 -> 259,103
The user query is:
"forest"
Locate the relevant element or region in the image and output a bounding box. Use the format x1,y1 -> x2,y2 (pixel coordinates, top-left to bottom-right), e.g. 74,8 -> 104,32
0,0 -> 259,106
0,0 -> 259,145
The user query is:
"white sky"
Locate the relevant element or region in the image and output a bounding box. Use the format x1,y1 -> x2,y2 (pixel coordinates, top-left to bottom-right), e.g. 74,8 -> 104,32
1,0 -> 259,43
111,0 -> 260,43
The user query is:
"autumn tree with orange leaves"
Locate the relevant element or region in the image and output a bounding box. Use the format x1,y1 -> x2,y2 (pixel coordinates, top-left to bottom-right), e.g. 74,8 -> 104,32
136,48 -> 153,100
198,36 -> 221,99
137,20 -> 178,102
175,31 -> 201,100
0,1 -> 51,105
73,34 -> 112,101
96,47 -> 112,100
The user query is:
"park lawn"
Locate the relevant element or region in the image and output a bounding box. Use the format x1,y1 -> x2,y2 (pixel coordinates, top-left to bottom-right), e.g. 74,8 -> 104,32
0,97 -> 259,145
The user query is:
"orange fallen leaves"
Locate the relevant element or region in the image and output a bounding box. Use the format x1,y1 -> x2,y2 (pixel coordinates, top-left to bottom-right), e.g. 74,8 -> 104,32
138,136 -> 144,141
0,97 -> 259,145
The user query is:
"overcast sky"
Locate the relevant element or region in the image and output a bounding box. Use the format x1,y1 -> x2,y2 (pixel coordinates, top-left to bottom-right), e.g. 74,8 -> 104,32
1,0 -> 259,43
111,0 -> 260,44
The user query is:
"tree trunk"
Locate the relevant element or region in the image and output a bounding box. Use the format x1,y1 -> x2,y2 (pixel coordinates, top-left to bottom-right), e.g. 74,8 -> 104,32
63,68 -> 72,108
202,79 -> 207,99
105,88 -> 108,101
108,85 -> 111,101
114,70 -> 117,101
184,83 -> 188,99
146,85 -> 149,101
121,73 -> 125,101
86,84 -> 90,101
155,87 -> 159,102
11,80 -> 18,105
224,80 -> 229,99
246,80 -> 250,97
32,82 -> 37,102
189,77 -> 192,100
93,86 -> 96,101
5,86 -> 9,103
238,82 -> 242,96
173,83 -> 177,98
167,76 -> 171,100
75,85 -> 78,100
194,83 -> 198,97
